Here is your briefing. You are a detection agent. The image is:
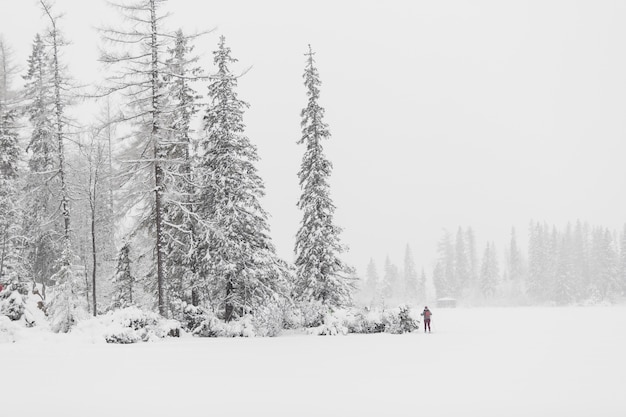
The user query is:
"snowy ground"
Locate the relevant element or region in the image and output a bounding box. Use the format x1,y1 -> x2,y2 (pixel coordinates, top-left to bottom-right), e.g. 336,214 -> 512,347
2,307 -> 625,417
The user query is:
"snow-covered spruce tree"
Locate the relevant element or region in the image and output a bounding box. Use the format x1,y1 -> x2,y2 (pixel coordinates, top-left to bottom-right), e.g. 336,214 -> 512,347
39,1 -> 87,331
363,258 -> 379,303
195,36 -> 288,321
573,220 -> 590,301
589,228 -> 619,301
112,242 -> 136,308
554,226 -> 576,305
479,242 -> 499,299
454,227 -> 470,295
0,39 -> 22,281
432,261 -> 446,300
403,245 -> 418,303
294,45 -> 354,309
48,245 -> 88,332
466,227 -> 479,286
22,33 -> 61,286
433,230 -> 455,298
527,221 -> 548,303
418,268 -> 427,304
161,29 -> 202,316
381,256 -> 398,302
100,0 -> 176,316
508,228 -> 524,283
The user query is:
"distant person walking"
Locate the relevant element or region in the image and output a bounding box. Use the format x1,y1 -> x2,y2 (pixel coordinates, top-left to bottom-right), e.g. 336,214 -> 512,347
421,306 -> 432,332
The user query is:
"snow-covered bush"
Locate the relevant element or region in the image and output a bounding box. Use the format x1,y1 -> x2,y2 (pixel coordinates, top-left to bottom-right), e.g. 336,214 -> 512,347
310,311 -> 349,336
183,304 -> 282,337
382,305 -> 420,334
292,300 -> 331,328
0,281 -> 32,322
75,307 -> 181,343
310,305 -> 420,336
0,289 -> 25,321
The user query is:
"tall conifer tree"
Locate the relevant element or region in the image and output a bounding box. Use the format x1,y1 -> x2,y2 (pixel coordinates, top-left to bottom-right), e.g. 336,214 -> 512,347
196,36 -> 287,321
294,45 -> 353,308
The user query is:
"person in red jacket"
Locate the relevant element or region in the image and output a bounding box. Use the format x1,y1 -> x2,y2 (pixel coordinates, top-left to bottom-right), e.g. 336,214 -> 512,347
421,306 -> 432,332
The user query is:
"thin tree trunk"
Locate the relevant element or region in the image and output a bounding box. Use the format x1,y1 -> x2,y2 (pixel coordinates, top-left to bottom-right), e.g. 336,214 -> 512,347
91,204 -> 97,316
150,0 -> 166,317
42,1 -> 71,251
0,227 -> 7,279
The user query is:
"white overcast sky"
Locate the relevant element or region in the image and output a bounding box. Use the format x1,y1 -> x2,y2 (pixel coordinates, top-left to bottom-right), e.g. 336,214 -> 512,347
1,0 -> 626,275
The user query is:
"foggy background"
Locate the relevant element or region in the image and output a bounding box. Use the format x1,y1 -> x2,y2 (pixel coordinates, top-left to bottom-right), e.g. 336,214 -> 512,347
1,0 -> 625,275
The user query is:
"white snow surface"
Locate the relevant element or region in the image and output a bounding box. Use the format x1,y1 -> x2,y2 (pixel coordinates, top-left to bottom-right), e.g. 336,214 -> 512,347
2,306 -> 625,416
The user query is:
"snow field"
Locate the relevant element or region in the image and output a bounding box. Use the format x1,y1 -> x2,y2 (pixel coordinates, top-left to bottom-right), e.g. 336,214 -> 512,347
1,306 -> 625,417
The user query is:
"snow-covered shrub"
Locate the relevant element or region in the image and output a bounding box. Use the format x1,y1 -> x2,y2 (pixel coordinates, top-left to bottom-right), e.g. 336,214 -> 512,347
310,305 -> 420,336
0,281 -> 33,322
296,300 -> 331,328
0,289 -> 26,321
250,303 -> 284,337
75,307 -> 181,344
382,305 -> 419,334
183,304 -> 281,337
345,309 -> 386,334
310,310 -> 349,336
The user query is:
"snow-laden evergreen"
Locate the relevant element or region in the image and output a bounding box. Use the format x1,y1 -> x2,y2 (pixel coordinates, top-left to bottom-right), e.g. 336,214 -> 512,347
294,45 -> 353,309
161,30 -> 202,317
195,36 -> 289,321
0,46 -> 21,281
22,33 -> 61,286
111,242 -> 136,309
479,242 -> 499,298
433,230 -> 454,299
403,245 -> 418,302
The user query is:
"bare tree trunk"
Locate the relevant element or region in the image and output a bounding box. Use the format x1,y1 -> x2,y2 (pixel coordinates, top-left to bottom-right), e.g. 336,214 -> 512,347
150,0 -> 166,317
0,227 -> 7,279
91,206 -> 97,316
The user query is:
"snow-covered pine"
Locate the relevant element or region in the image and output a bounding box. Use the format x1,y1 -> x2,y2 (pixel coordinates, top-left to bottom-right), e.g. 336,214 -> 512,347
112,242 -> 136,309
48,245 -> 88,333
554,225 -> 576,305
465,227 -> 479,285
527,221 -> 547,301
433,230 -> 454,299
454,227 -> 469,295
403,245 -> 418,303
294,45 -> 354,309
508,227 -> 524,283
363,258 -> 379,304
0,39 -> 22,281
100,0 -> 174,316
381,256 -> 398,302
195,36 -> 289,321
589,227 -> 619,301
480,242 -> 499,298
418,268 -> 427,305
22,33 -> 61,286
161,29 -> 202,317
